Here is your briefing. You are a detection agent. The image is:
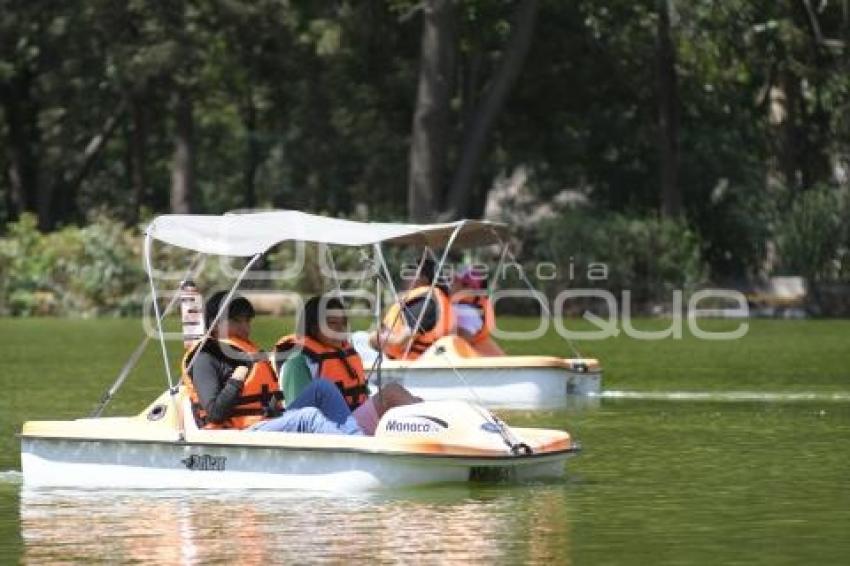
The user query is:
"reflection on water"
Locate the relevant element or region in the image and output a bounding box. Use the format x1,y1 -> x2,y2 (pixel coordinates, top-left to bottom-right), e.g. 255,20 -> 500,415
0,474 -> 22,565
19,484 -> 573,564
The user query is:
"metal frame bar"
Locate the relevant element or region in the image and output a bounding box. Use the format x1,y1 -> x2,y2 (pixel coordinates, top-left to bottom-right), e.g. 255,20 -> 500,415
91,252 -> 205,417
401,223 -> 464,359
183,253 -> 264,375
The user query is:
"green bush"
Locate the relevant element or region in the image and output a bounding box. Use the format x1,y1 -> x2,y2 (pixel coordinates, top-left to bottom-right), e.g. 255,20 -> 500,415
0,213 -> 344,317
4,193 -> 844,318
58,216 -> 147,315
0,214 -> 147,316
774,185 -> 847,282
0,214 -> 59,315
532,209 -> 707,308
692,181 -> 776,282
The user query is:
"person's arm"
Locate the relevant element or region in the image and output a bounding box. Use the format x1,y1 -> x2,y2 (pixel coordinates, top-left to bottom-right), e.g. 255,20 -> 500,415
281,353 -> 314,406
369,325 -> 411,350
191,352 -> 248,424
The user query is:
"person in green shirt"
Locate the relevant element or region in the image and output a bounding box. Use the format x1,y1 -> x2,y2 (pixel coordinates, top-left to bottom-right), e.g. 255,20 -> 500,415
280,351 -> 315,408
275,295 -> 420,435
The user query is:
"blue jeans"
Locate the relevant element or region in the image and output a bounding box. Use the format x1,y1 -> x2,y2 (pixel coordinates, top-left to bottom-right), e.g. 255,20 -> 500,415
250,380 -> 362,435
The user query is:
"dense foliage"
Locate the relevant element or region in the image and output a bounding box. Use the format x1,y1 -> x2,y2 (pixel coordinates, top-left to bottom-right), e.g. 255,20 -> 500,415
1,0 -> 848,316
0,214 -> 144,316
532,210 -> 706,306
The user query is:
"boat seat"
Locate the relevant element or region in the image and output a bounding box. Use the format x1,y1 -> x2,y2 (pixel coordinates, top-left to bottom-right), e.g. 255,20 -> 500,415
181,396 -> 200,433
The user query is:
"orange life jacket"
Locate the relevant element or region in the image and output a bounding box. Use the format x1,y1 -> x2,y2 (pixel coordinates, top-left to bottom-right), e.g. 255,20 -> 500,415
381,286 -> 452,360
181,336 -> 282,429
273,335 -> 369,411
453,290 -> 495,344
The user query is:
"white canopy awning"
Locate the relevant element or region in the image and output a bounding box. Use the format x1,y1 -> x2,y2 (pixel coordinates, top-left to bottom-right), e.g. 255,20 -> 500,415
144,210 -> 509,256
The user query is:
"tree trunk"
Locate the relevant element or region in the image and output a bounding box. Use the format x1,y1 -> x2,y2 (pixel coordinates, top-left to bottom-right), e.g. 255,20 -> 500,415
407,0 -> 456,222
55,99 -> 127,227
656,0 -> 681,218
0,72 -> 39,221
845,0 -> 850,71
844,0 -> 850,187
796,0 -> 835,190
35,182 -> 56,230
460,45 -> 483,133
129,94 -> 149,223
442,0 -> 538,220
776,67 -> 801,194
3,182 -> 13,224
170,88 -> 195,214
242,92 -> 259,210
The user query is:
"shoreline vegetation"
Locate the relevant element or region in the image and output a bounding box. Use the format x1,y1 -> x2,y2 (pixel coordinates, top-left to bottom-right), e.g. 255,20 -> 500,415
1,213 -> 848,319
1,3 -> 848,316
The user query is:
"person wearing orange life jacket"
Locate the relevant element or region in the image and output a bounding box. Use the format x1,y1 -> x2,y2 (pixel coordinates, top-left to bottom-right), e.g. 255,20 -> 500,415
182,291 -> 362,434
369,258 -> 454,360
451,266 -> 505,356
274,295 -> 421,435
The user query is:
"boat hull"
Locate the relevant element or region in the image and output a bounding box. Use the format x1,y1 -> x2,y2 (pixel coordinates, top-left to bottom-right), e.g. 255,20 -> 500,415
368,366 -> 601,410
20,436 -> 574,491
351,332 -> 602,409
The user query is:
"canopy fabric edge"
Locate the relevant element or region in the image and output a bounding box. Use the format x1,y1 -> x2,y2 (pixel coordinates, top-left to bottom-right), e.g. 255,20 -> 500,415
144,210 -> 509,256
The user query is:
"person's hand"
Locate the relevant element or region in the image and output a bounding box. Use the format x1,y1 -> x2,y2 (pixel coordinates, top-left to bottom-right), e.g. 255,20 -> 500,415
386,328 -> 412,346
370,328 -> 397,347
232,366 -> 249,382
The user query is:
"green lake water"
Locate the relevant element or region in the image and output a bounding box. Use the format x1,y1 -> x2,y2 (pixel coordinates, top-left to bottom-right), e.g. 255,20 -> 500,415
3,400 -> 849,564
1,319 -> 849,564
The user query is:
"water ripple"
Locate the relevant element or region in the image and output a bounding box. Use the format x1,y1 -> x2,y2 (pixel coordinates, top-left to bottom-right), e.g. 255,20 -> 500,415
600,390 -> 850,402
0,471 -> 22,484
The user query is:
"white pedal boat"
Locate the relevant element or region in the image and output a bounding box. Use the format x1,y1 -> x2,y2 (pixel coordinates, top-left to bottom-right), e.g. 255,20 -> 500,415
20,389 -> 577,491
20,211 -> 581,491
354,334 -> 602,409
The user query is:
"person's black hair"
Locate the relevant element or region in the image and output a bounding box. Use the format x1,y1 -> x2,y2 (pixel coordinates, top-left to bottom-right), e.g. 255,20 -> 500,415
298,295 -> 345,339
419,258 -> 437,284
417,258 -> 450,293
205,290 -> 255,325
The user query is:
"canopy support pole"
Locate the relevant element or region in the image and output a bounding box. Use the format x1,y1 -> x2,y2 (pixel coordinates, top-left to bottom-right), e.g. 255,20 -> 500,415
90,253 -> 205,417
402,223 -> 464,359
324,245 -> 343,295
389,246 -> 429,322
489,241 -> 510,296
373,243 -> 400,310
503,247 -> 582,359
183,253 -> 264,375
144,233 -> 179,393
368,242 -> 402,397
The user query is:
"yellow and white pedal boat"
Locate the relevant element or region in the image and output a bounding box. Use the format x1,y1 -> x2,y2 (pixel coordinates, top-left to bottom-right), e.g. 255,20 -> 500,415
20,211 -> 580,490
348,212 -> 602,409
355,334 -> 601,409
21,389 -> 576,490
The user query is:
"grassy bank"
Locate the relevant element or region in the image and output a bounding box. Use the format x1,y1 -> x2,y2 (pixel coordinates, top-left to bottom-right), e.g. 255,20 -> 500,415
1,317 -> 848,470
